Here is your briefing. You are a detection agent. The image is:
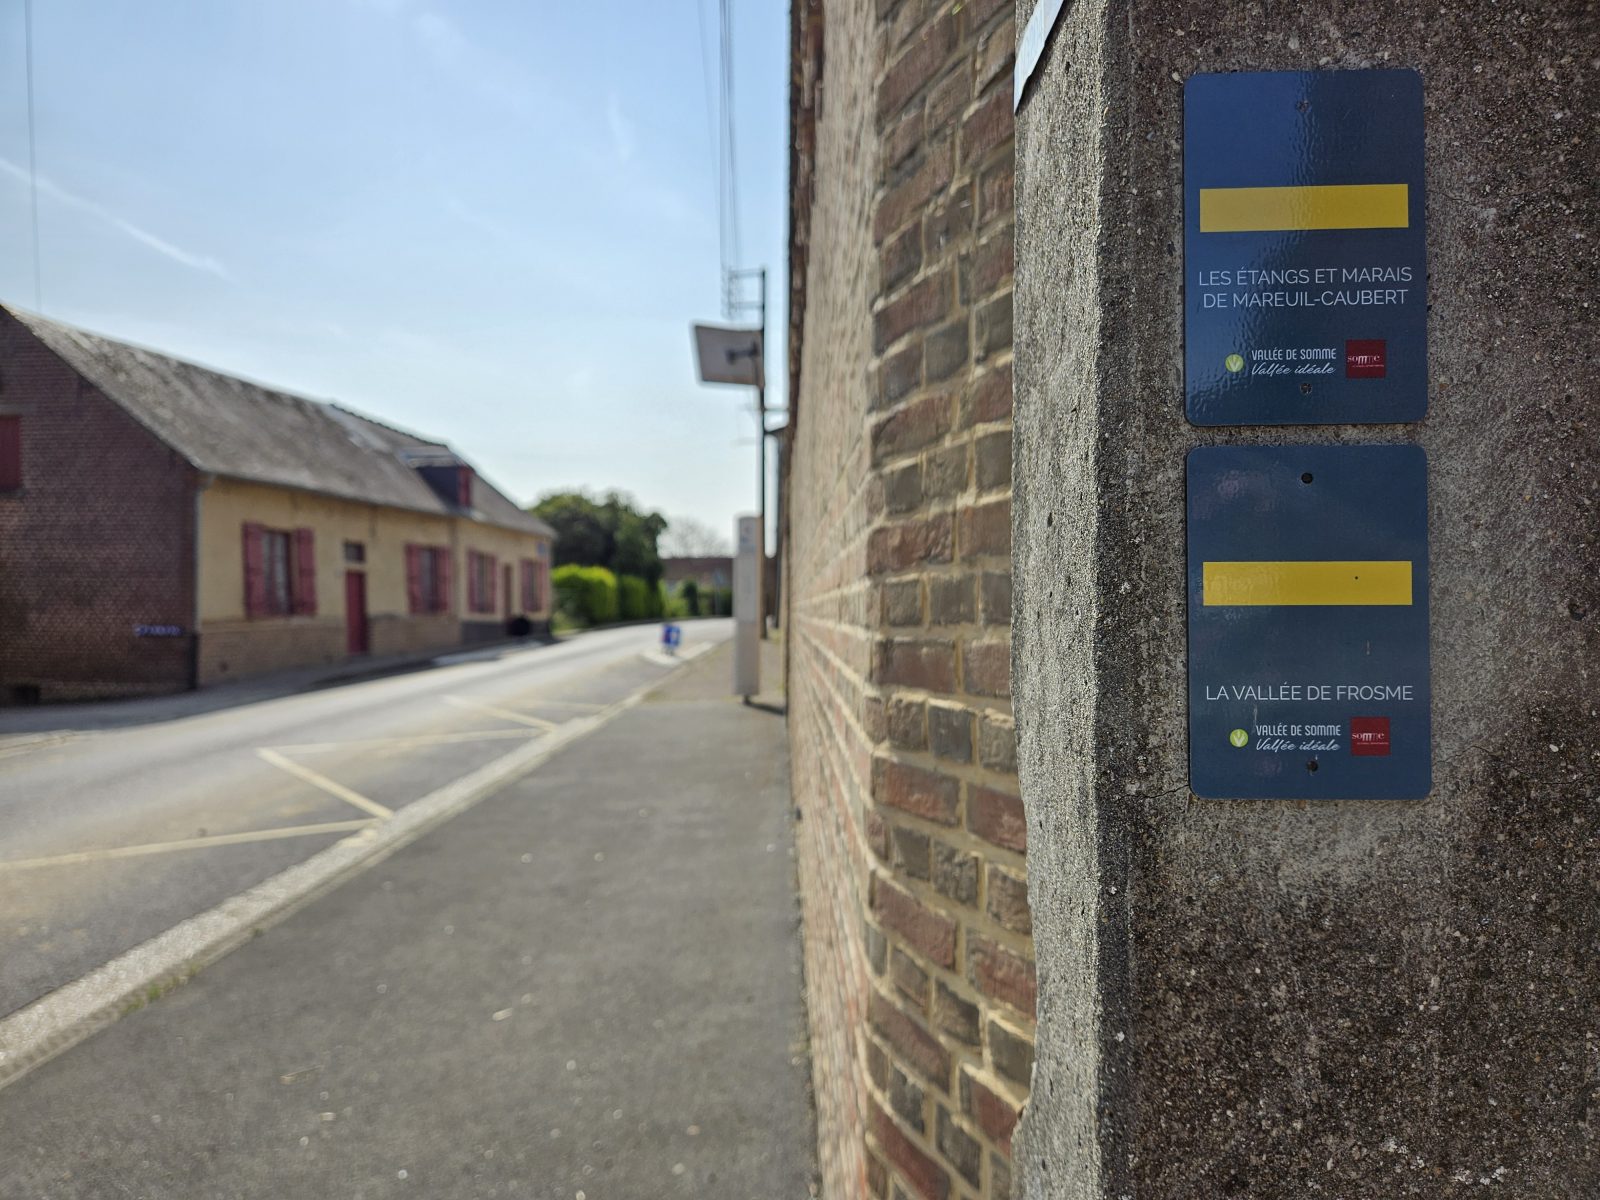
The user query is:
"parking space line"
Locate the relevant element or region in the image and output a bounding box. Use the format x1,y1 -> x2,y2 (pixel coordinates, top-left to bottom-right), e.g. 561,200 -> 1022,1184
269,729 -> 539,754
0,820 -> 377,873
441,695 -> 560,730
255,749 -> 395,819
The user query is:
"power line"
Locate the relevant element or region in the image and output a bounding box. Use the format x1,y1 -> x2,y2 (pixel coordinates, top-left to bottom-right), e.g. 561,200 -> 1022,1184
693,0 -> 718,239
23,0 -> 42,311
718,0 -> 742,315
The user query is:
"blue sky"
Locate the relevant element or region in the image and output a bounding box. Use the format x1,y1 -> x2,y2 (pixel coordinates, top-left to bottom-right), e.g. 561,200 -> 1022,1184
0,0 -> 786,547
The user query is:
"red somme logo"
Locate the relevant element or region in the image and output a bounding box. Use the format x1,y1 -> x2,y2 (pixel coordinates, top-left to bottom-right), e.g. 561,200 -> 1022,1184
1346,339 -> 1387,378
1351,717 -> 1392,756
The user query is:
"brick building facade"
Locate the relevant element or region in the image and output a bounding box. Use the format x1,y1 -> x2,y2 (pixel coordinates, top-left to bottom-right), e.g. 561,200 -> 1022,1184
785,4 -> 1030,1198
0,307 -> 553,702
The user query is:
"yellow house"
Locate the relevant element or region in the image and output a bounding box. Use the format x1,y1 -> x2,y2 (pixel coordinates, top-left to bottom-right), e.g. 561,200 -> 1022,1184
0,306 -> 554,698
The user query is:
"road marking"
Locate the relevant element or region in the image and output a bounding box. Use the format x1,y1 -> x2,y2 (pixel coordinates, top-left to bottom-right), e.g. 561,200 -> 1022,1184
0,671 -> 668,1092
269,728 -> 540,754
255,749 -> 395,819
0,820 -> 377,873
442,695 -> 559,730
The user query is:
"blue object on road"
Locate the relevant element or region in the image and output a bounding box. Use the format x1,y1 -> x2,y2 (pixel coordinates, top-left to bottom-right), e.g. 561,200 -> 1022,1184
661,623 -> 681,651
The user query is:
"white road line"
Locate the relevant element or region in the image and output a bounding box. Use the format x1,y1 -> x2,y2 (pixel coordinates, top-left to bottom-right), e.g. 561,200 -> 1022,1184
0,820 -> 377,873
441,695 -> 559,730
0,674 -> 661,1091
255,749 -> 395,820
269,729 -> 539,753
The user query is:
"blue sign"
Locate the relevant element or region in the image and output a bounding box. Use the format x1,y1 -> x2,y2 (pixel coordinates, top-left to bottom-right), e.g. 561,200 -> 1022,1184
1188,445 -> 1431,800
1185,70 -> 1427,425
661,623 -> 682,650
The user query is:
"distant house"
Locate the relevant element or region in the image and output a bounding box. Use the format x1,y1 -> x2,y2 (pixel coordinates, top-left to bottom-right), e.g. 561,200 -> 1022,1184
0,305 -> 555,702
661,556 -> 733,592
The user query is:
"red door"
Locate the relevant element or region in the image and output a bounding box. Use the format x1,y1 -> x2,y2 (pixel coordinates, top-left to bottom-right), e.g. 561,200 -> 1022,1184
345,570 -> 369,655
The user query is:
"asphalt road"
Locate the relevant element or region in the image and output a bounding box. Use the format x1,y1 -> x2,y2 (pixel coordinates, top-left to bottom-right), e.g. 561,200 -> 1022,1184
0,635 -> 817,1198
0,621 -> 732,1019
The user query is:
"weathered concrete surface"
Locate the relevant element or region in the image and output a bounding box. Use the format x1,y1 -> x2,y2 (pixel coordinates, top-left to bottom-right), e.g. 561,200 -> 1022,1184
1012,2 -> 1597,1197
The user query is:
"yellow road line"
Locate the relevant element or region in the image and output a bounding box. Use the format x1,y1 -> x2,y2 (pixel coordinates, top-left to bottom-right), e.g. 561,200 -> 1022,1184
255,748 -> 395,819
0,820 -> 377,873
1198,183 -> 1409,232
269,729 -> 540,754
1203,560 -> 1413,606
441,695 -> 559,731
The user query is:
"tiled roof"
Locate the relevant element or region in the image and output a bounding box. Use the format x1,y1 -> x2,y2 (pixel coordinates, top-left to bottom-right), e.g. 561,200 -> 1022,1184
6,306 -> 552,538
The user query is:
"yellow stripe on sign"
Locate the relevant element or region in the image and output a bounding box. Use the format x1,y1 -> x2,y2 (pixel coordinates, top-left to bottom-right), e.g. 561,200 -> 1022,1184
1203,561 -> 1413,607
1199,184 -> 1409,232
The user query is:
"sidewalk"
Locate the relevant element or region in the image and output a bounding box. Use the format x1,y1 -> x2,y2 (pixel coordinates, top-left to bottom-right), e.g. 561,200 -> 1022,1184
0,641 -> 816,1198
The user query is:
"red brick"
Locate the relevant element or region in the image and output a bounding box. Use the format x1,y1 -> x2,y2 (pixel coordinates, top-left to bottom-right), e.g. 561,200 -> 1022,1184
960,84 -> 1013,167
875,758 -> 960,826
874,270 -> 952,351
965,223 -> 1014,304
872,875 -> 958,971
878,638 -> 957,692
968,785 -> 1026,852
867,808 -> 891,861
985,865 -> 1031,934
871,1100 -> 951,1200
872,392 -> 952,463
871,988 -> 947,1087
868,515 -> 954,575
876,139 -> 954,244
963,639 -> 1011,698
971,362 -> 1012,423
968,935 -> 1037,1017
877,13 -> 956,126
961,1067 -> 1021,1151
959,499 -> 1011,559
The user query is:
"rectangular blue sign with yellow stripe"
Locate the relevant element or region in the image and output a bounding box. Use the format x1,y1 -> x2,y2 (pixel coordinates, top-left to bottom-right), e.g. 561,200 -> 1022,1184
1188,445 -> 1431,799
1185,70 -> 1427,425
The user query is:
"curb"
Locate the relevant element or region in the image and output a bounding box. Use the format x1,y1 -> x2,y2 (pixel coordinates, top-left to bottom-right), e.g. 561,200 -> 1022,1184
0,655 -> 693,1093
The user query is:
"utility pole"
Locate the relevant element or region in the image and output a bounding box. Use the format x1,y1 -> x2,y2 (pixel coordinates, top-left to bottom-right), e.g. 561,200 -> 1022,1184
727,266 -> 770,638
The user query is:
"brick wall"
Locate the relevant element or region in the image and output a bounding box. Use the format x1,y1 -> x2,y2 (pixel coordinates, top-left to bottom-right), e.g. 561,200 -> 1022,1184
0,311 -> 196,701
786,4 -> 1029,1199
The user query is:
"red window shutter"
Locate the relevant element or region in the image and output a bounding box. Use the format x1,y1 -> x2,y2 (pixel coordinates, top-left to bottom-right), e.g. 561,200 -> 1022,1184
435,550 -> 454,614
0,416 -> 20,490
466,552 -> 479,612
538,561 -> 549,613
293,528 -> 317,616
242,523 -> 266,618
521,560 -> 533,611
436,547 -> 453,614
405,545 -> 423,614
456,466 -> 473,508
487,556 -> 498,612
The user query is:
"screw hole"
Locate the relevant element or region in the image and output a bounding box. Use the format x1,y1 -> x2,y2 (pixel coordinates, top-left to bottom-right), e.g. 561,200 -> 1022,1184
1301,472 -> 1313,484
1300,382 -> 1313,395
1306,759 -> 1319,773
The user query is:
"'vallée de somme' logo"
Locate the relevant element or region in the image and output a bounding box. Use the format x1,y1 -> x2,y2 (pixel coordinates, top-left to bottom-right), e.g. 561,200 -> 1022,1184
1346,339 -> 1387,379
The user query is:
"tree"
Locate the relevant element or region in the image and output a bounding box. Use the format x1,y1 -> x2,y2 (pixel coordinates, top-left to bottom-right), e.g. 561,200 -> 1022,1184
659,516 -> 732,559
530,490 -> 667,589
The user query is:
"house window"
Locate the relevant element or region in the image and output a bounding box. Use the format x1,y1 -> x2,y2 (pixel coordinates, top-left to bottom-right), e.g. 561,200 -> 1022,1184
405,544 -> 451,614
466,550 -> 497,614
521,557 -> 548,613
243,524 -> 316,618
0,416 -> 20,492
343,540 -> 366,564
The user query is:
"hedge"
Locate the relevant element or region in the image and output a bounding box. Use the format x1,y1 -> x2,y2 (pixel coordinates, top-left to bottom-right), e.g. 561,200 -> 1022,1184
552,564 -> 618,626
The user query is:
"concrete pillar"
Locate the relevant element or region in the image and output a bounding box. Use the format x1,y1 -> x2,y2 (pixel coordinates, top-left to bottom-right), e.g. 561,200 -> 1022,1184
1011,3 -> 1597,1197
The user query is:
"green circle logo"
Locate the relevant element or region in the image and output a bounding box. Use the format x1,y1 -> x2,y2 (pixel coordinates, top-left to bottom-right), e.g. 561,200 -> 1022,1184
1228,728 -> 1249,748
1224,353 -> 1245,373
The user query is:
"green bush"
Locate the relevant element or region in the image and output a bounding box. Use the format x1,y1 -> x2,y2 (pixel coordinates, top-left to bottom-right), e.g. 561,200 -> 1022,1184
553,564 -> 618,627
617,574 -> 655,621
672,580 -> 699,617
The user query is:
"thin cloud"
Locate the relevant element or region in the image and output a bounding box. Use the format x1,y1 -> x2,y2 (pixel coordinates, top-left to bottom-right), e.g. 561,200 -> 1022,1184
0,157 -> 229,279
